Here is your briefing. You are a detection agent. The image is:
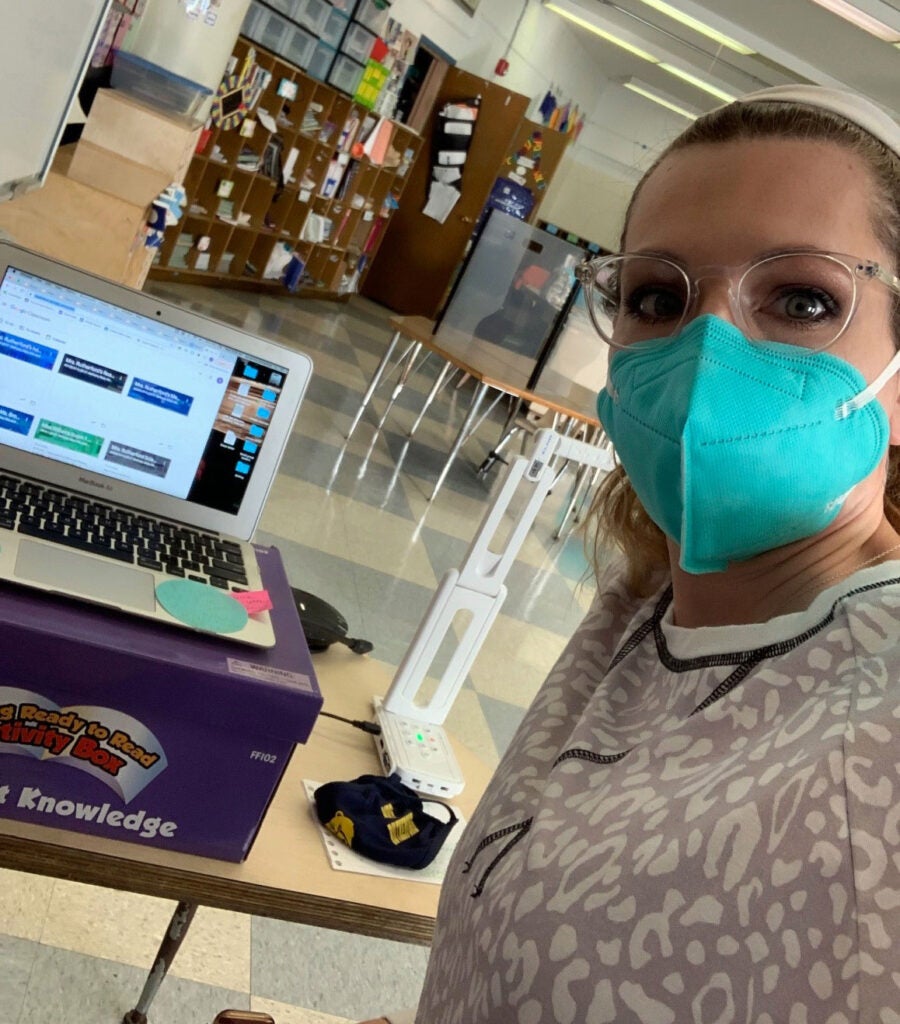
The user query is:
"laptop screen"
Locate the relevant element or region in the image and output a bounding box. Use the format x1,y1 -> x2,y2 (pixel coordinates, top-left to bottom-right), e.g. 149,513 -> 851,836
0,267 -> 291,517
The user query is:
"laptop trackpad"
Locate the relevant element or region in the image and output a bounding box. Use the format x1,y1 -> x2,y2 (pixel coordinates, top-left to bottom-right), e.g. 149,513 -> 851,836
15,540 -> 157,612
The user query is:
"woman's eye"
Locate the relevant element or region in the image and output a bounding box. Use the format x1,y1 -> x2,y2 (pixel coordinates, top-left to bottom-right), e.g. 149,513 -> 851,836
625,287 -> 685,321
770,287 -> 839,322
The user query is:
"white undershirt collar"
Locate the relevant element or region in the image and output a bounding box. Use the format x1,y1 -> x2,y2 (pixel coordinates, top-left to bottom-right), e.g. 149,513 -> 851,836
661,560 -> 900,660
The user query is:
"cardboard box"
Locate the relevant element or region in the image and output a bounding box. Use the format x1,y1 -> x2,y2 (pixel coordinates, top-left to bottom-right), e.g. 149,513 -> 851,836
66,141 -> 175,209
80,89 -> 201,181
0,546 -> 322,862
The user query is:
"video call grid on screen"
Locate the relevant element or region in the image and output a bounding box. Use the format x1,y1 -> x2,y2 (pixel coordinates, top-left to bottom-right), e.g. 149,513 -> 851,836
0,267 -> 290,517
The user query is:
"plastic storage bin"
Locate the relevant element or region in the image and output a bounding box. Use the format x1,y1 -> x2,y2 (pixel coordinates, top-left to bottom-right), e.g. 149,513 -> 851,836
321,6 -> 350,47
282,24 -> 317,69
241,1 -> 264,40
354,0 -> 391,35
267,0 -> 300,16
328,54 -> 364,97
306,40 -> 337,81
111,51 -> 212,123
258,8 -> 291,53
296,0 -> 330,34
340,22 -> 376,64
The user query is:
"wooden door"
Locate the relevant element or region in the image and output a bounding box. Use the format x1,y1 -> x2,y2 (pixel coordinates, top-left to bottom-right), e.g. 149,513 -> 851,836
361,68 -> 529,318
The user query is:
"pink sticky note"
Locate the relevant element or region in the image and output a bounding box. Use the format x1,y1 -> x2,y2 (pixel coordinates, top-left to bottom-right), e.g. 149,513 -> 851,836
230,590 -> 274,614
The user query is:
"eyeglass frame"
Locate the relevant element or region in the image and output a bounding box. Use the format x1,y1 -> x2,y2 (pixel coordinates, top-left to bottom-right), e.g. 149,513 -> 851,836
575,248 -> 900,351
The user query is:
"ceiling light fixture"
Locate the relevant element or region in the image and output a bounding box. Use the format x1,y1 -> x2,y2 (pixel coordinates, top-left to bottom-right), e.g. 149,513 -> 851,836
545,1 -> 659,60
545,1 -> 743,101
621,77 -> 699,119
807,0 -> 900,42
658,62 -> 737,101
631,0 -> 755,54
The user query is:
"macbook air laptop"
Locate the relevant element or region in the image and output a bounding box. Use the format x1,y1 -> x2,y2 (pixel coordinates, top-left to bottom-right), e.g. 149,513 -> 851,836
0,243 -> 313,647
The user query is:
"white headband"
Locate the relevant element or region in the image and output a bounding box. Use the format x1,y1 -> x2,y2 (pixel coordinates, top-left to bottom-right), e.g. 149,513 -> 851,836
736,85 -> 900,159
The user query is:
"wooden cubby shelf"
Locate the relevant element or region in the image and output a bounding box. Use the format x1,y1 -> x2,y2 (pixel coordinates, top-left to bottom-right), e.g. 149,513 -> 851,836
149,35 -> 423,301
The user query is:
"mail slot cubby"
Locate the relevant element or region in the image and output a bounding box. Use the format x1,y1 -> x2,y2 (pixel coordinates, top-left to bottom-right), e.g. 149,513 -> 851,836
213,128 -> 247,167
192,164 -> 229,220
285,135 -> 319,189
283,193 -> 312,240
150,34 -> 424,299
266,188 -> 296,236
304,144 -> 333,192
332,206 -> 362,248
183,157 -> 206,200
243,177 -> 278,229
205,222 -> 234,273
351,161 -> 380,199
304,246 -> 331,287
227,226 -> 257,277
246,235 -> 280,280
349,214 -> 375,252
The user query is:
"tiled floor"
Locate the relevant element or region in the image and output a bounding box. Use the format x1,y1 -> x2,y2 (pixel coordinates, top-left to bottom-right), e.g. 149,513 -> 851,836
0,284 -> 599,1024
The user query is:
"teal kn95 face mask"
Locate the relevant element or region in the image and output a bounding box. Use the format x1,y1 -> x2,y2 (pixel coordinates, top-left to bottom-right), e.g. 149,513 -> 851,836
597,314 -> 900,574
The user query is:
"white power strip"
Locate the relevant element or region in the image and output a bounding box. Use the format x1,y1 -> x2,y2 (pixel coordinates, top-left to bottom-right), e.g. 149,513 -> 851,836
373,698 -> 465,798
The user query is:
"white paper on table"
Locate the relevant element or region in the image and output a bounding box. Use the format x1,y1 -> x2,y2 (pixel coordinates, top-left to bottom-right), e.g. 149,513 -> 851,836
303,779 -> 466,885
422,182 -> 460,224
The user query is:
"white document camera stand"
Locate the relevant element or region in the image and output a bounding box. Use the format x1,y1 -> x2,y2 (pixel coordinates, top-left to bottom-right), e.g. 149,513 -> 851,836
374,428 -> 615,796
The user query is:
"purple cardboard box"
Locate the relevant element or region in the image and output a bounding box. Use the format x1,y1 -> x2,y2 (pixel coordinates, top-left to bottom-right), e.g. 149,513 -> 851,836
0,545 -> 322,862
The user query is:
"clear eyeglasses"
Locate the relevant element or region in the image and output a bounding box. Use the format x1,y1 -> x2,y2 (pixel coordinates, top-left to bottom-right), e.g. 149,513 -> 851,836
575,250 -> 900,351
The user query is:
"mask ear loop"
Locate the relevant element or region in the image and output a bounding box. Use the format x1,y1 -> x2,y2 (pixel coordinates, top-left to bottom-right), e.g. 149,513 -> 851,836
836,347 -> 900,419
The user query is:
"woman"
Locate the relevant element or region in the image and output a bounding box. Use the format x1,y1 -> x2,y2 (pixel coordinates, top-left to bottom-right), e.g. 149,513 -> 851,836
372,84 -> 900,1022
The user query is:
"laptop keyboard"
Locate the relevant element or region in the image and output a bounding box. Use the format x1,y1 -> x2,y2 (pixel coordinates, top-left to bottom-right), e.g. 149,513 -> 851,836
0,474 -> 248,589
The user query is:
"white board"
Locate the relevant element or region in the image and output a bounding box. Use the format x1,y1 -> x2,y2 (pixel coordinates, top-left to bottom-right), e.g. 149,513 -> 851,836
0,1 -> 111,201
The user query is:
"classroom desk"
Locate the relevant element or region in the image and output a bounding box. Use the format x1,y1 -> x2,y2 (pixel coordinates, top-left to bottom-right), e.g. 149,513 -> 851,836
0,644 -> 492,1021
347,315 -> 601,502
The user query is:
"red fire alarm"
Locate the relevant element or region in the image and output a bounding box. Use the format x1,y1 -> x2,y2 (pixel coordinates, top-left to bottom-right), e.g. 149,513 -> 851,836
494,57 -> 509,76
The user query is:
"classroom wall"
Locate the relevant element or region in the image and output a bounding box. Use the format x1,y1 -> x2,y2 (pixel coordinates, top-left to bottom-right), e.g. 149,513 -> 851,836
386,0 -> 687,245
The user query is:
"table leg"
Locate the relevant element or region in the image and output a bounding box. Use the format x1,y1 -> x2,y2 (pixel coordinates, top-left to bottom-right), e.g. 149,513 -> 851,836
553,428 -> 610,540
428,381 -> 490,502
408,361 -> 455,439
347,330 -> 399,440
346,331 -> 419,440
476,398 -> 525,477
122,900 -> 198,1024
375,342 -> 424,432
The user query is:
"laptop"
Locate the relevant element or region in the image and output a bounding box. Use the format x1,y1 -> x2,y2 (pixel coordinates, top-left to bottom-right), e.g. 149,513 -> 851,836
0,243 -> 313,647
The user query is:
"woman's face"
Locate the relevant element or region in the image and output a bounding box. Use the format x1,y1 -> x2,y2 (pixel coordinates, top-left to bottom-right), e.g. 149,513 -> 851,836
623,138 -> 900,440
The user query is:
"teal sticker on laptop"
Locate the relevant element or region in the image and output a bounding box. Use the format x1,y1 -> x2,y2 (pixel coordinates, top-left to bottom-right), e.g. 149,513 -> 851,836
156,579 -> 249,634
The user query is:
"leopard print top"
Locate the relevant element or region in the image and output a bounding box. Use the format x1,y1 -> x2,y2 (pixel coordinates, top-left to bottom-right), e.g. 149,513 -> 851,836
415,562 -> 900,1023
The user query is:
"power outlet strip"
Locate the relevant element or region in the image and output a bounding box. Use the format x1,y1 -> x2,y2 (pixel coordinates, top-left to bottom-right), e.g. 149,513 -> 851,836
373,698 -> 465,797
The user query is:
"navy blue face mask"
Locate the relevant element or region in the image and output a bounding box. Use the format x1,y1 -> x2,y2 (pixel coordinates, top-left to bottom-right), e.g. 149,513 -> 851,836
313,774 -> 459,870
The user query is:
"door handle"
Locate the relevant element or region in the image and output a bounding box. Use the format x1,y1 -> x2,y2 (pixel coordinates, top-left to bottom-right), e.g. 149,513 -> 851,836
459,215 -> 474,224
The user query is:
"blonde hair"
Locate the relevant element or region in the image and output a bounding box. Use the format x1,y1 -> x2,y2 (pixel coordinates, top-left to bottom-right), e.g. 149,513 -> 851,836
587,100 -> 900,596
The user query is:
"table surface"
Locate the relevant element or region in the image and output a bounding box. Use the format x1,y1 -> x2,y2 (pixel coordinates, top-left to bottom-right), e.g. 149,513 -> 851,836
389,315 -> 600,427
0,645 -> 492,946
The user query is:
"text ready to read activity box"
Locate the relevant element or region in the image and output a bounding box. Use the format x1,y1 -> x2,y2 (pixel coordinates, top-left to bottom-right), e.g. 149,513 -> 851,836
0,545 -> 322,862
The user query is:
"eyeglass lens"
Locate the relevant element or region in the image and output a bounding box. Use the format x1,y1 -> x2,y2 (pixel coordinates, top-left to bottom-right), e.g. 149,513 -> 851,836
587,253 -> 857,350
